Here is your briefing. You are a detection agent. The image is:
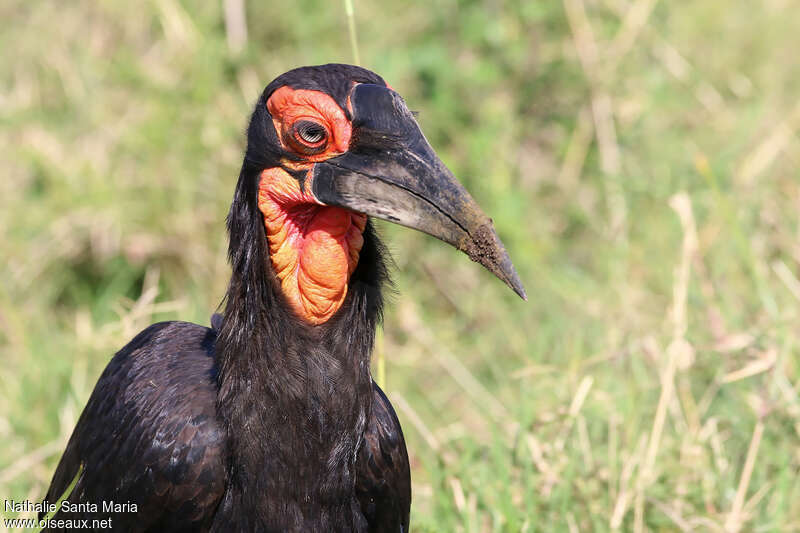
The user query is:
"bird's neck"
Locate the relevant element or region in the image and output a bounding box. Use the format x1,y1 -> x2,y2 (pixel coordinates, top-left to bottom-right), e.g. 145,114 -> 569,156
257,167 -> 367,325
216,323 -> 375,530
215,192 -> 387,530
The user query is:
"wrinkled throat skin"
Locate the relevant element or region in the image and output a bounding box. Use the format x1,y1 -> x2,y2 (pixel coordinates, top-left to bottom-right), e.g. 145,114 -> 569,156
257,167 -> 366,324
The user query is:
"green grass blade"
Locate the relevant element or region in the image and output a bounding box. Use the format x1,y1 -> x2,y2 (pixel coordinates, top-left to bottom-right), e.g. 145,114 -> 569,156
34,464 -> 83,532
343,0 -> 361,65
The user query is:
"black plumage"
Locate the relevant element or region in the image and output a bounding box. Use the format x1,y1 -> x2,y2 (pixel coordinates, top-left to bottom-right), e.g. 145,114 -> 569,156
43,65 -> 409,533
44,223 -> 408,532
43,63 -> 524,532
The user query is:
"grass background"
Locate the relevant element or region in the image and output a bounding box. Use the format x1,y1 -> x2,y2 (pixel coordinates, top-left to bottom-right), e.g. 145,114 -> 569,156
2,0 -> 800,531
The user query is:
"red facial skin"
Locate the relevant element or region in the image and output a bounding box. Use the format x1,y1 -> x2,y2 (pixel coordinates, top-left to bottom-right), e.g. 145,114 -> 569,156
258,87 -> 366,325
268,87 -> 352,163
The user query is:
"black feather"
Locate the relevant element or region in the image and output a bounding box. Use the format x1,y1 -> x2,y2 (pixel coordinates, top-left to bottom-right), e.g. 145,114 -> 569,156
42,64 -> 411,533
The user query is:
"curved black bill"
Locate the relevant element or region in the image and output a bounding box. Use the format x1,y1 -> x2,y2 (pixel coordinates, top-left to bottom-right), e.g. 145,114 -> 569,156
311,83 -> 526,300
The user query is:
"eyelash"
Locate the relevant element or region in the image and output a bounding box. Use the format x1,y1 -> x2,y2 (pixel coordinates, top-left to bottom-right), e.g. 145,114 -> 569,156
288,120 -> 329,154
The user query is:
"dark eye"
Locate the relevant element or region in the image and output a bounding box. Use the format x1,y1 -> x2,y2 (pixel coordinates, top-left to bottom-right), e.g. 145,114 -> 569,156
293,120 -> 327,146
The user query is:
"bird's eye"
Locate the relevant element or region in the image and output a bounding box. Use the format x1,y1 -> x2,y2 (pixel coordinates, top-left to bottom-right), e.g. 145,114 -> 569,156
292,120 -> 328,147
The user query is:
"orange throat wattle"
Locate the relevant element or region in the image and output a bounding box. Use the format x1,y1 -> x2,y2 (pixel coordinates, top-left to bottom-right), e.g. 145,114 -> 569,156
257,168 -> 366,325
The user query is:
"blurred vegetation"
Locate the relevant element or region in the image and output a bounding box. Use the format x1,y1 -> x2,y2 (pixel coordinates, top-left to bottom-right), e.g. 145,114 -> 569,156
2,0 -> 800,531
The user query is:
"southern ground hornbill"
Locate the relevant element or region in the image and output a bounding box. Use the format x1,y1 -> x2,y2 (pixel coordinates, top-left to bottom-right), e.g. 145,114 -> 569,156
42,64 -> 525,532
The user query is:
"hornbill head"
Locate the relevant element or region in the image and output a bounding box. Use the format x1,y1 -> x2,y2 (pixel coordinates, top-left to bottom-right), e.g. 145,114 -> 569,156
228,64 -> 525,325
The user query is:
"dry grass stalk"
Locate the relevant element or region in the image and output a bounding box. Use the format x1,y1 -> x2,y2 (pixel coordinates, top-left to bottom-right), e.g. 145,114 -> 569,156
0,440 -> 64,486
630,193 -> 698,528
562,0 -> 621,176
772,259 -> 800,302
647,497 -> 693,532
401,303 -> 511,424
154,0 -> 199,49
602,0 -> 732,119
610,434 -> 647,529
577,415 -> 594,471
391,392 -> 441,453
608,413 -> 619,507
554,375 -> 594,452
719,349 -> 777,384
609,0 -> 659,60
510,364 -> 555,380
741,481 -> 772,520
566,512 -> 580,533
449,477 -> 466,512
223,0 -> 248,55
737,103 -> 800,185
563,0 -> 628,239
558,106 -> 594,188
526,434 -> 560,494
724,420 -> 765,532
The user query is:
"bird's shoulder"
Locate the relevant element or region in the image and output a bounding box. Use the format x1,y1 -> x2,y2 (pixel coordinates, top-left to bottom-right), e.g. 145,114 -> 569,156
356,382 -> 411,533
43,321 -> 226,531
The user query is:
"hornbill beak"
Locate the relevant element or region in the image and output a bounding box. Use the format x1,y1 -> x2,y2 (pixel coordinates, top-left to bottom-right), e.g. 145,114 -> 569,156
311,83 -> 527,300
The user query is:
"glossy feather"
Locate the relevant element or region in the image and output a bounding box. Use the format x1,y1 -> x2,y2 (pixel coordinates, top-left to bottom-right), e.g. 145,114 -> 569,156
43,321 -> 410,532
